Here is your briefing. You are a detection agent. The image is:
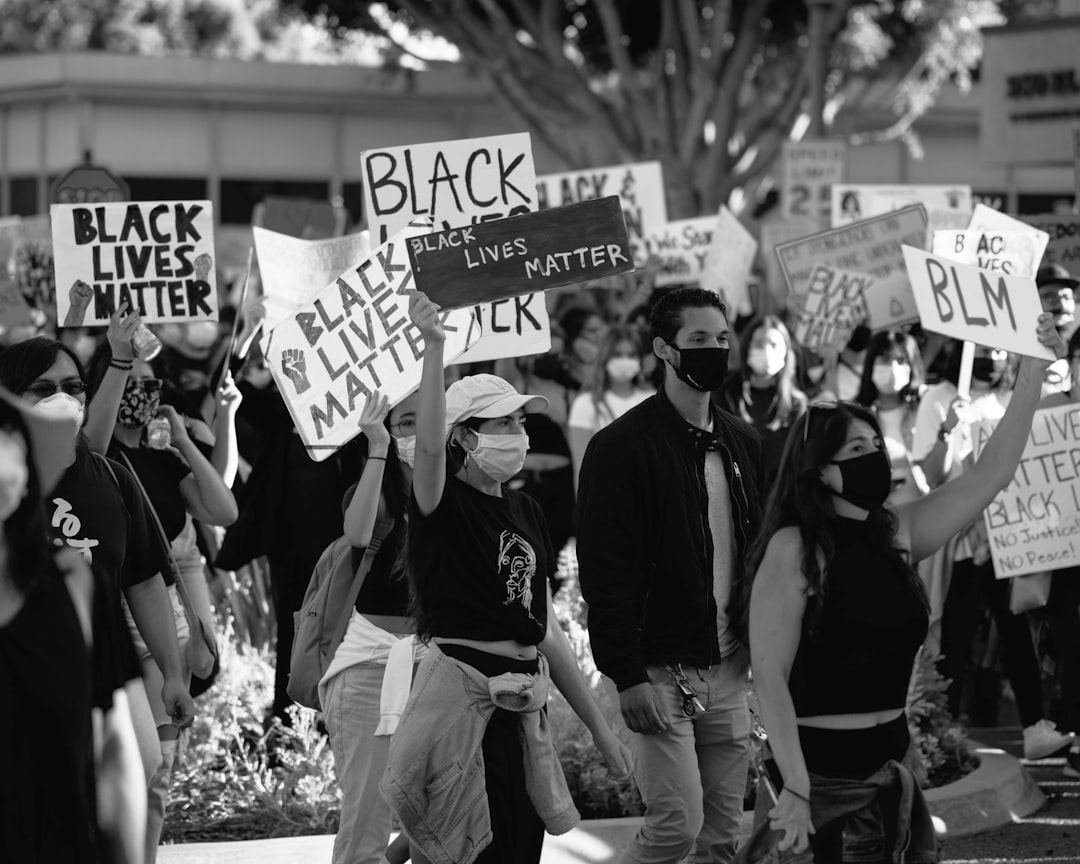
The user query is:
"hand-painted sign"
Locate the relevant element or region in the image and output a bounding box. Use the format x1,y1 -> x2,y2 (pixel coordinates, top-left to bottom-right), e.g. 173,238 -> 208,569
701,206 -> 758,316
793,265 -> 871,353
901,244 -> 1055,361
264,218 -> 480,461
642,217 -> 717,287
51,200 -> 218,327
931,230 -> 1041,278
967,204 -> 1049,268
1023,213 -> 1080,269
408,197 -> 632,310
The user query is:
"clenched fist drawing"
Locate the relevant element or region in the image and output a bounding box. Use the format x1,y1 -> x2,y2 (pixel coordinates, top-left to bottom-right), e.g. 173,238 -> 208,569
63,280 -> 94,327
194,253 -> 213,282
281,348 -> 311,395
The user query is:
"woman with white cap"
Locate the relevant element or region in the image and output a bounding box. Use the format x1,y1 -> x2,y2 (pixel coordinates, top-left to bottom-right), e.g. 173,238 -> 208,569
381,292 -> 631,864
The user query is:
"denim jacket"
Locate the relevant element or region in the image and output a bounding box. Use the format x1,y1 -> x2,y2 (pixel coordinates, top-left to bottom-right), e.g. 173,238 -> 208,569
738,745 -> 940,864
380,645 -> 579,864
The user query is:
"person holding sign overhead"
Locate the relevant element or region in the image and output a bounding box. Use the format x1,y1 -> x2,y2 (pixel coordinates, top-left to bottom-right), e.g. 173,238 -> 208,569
746,314 -> 1064,862
381,291 -> 630,864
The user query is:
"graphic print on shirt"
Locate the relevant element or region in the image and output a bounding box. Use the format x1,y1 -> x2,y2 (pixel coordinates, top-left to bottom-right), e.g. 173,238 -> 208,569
50,497 -> 100,561
498,530 -> 540,622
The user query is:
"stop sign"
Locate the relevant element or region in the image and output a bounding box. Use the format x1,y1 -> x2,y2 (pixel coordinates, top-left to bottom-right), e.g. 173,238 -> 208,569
51,163 -> 130,205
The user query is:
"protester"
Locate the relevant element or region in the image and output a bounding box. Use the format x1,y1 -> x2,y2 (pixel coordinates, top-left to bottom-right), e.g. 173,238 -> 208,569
816,324 -> 870,402
746,315 -> 1064,862
85,346 -> 239,863
577,287 -> 766,864
321,392 -> 419,864
382,291 -> 631,864
567,325 -> 653,488
0,397 -> 145,864
716,315 -> 806,480
913,340 -> 1072,758
1037,263 -> 1078,336
530,307 -> 608,426
0,334 -> 195,795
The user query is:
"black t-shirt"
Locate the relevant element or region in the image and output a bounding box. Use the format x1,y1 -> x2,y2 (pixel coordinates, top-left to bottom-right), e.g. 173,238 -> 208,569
48,445 -> 169,592
410,477 -> 553,645
0,558 -> 140,863
108,442 -> 192,543
354,520 -> 411,618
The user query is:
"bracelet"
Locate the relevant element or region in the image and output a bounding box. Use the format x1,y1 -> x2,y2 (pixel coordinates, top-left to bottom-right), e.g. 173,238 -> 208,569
785,786 -> 811,804
366,455 -> 387,462
109,359 -> 133,371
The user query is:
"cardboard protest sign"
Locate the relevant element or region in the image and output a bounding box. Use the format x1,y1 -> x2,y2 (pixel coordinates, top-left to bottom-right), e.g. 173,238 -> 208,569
775,205 -> 928,330
536,161 -> 666,263
263,219 -> 480,461
253,228 -> 371,331
256,197 -> 339,240
408,197 -> 633,310
901,244 -> 1055,361
760,219 -> 824,310
967,204 -> 1049,269
362,132 -> 547,363
362,132 -> 537,245
701,206 -> 758,316
793,265 -> 870,353
782,140 -> 847,221
932,230 -> 1041,278
1024,214 -> 1080,269
972,405 -> 1080,577
642,217 -> 716,287
51,201 -> 218,327
832,184 -> 972,233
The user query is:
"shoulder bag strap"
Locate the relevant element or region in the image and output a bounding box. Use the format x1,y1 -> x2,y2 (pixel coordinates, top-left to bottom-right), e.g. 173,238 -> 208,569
327,513 -> 396,657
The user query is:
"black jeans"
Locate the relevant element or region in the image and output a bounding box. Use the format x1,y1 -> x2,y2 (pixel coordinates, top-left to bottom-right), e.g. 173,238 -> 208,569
1045,570 -> 1080,733
939,559 -> 1044,728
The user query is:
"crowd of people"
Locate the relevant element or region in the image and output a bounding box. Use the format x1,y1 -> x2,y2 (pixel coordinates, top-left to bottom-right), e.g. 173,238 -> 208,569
3,236 -> 1080,864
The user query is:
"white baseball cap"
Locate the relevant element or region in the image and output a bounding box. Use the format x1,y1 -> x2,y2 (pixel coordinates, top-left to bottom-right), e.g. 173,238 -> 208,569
445,374 -> 549,431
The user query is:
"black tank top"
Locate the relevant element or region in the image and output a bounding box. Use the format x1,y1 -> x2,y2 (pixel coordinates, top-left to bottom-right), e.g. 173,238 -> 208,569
788,516 -> 929,717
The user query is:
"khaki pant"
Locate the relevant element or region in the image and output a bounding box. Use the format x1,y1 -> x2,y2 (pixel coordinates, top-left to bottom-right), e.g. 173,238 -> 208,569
604,647 -> 751,864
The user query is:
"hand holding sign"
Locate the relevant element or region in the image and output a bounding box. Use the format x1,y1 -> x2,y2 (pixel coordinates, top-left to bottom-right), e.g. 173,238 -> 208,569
357,391 -> 392,448
408,291 -> 444,344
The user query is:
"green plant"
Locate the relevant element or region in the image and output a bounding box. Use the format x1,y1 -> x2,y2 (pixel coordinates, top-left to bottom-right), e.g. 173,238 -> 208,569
907,645 -> 979,789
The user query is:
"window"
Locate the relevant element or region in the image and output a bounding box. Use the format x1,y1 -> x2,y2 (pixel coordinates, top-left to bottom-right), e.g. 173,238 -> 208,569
10,177 -> 39,216
343,181 -> 365,231
220,178 -> 330,225
126,176 -> 208,203
1018,192 -> 1075,215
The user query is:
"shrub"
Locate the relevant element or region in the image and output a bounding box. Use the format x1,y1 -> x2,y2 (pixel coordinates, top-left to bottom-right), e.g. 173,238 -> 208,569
907,645 -> 979,788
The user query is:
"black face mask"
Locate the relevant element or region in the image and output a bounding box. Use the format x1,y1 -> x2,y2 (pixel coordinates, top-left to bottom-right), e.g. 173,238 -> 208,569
831,449 -> 892,511
668,346 -> 730,393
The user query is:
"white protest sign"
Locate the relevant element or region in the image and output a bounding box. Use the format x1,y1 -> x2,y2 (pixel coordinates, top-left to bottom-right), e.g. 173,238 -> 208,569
51,200 -> 217,326
966,204 -> 1050,268
536,161 -> 666,263
782,139 -> 847,221
253,228 -> 371,331
1024,214 -> 1080,268
263,218 -> 480,461
901,244 -> 1055,361
642,217 -> 716,287
760,219 -> 824,309
973,405 -> 1080,577
932,230 -> 1041,278
702,206 -> 758,316
793,265 -> 870,353
361,132 -> 548,362
832,184 -> 972,233
775,205 -> 928,330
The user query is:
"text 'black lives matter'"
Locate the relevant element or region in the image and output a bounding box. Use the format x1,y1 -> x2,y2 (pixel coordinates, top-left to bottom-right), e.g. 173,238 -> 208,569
407,196 -> 634,311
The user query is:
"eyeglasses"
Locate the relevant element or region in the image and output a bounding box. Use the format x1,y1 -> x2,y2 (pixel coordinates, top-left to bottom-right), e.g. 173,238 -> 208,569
24,380 -> 86,399
390,418 -> 416,435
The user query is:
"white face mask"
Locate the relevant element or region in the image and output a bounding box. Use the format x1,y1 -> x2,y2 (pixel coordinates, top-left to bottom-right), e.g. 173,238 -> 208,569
467,432 -> 529,483
872,362 -> 910,395
34,392 -> 85,431
747,346 -> 786,378
606,357 -> 641,382
185,321 -> 219,350
394,434 -> 417,468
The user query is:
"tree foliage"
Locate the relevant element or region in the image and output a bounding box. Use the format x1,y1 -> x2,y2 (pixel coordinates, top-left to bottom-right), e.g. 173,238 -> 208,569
293,0 -> 1011,217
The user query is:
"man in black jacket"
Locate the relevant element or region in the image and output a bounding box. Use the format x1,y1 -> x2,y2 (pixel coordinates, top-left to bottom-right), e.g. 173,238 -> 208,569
578,288 -> 766,864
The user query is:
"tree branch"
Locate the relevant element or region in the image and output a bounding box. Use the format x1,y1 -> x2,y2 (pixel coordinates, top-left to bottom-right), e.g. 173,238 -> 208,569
593,0 -> 649,151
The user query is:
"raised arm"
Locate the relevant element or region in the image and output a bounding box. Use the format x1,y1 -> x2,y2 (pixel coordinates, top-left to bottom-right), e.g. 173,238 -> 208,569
162,404 -> 239,527
343,393 -> 391,547
210,374 -> 242,486
901,317 -> 1065,562
749,527 -> 813,855
85,303 -> 139,454
408,292 -> 447,516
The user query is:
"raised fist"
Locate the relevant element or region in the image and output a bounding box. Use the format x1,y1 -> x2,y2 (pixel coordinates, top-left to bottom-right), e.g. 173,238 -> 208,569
281,348 -> 311,395
63,280 -> 93,327
194,253 -> 214,282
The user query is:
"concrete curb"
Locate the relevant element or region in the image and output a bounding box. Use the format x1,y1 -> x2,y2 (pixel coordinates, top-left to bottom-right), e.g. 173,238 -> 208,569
924,738 -> 1045,838
158,741 -> 1041,862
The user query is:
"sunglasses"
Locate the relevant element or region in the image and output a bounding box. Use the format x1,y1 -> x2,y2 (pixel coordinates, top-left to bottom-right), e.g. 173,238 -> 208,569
130,378 -> 164,394
24,380 -> 86,399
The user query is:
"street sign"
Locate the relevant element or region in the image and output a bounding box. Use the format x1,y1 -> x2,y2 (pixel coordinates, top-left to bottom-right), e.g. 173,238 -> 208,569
51,162 -> 130,205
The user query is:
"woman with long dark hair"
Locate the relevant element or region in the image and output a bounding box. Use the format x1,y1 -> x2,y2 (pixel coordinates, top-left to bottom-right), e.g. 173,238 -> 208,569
382,291 -> 630,864
747,316 -> 1063,862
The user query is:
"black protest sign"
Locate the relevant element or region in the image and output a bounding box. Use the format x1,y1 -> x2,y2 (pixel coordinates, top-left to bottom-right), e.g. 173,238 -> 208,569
407,197 -> 633,311
51,200 -> 219,326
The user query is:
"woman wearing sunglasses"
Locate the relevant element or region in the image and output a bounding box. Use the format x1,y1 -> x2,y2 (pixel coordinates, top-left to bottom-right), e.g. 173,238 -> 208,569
746,316 -> 1065,863
0,328 -> 195,808
85,343 -> 238,863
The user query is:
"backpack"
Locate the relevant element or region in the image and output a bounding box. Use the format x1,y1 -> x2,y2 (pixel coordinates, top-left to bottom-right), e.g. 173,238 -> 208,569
287,515 -> 394,711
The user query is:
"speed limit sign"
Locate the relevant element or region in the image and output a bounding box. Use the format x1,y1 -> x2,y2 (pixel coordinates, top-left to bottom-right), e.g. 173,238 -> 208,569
781,140 -> 846,222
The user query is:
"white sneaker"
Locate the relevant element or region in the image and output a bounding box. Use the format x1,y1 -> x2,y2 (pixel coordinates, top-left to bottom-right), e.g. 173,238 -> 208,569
1023,720 -> 1075,760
